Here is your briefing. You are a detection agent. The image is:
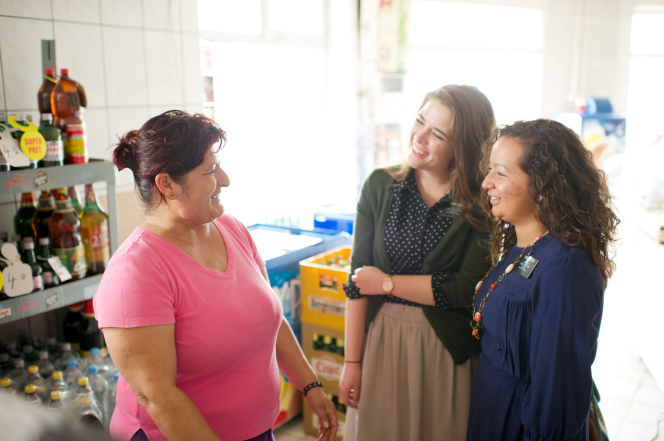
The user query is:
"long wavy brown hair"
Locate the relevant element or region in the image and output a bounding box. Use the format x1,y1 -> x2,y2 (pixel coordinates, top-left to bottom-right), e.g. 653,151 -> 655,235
484,119 -> 620,285
385,85 -> 496,231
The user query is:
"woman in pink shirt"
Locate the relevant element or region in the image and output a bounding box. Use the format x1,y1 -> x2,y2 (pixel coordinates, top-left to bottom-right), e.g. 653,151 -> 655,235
94,110 -> 337,441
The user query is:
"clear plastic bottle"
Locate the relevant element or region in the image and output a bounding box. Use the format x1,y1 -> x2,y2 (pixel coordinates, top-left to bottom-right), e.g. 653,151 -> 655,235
48,370 -> 70,402
74,377 -> 104,431
64,358 -> 83,388
23,384 -> 42,406
104,370 -> 119,428
22,345 -> 40,367
9,359 -> 28,390
30,333 -> 45,351
26,365 -> 46,400
0,377 -> 17,396
48,390 -> 66,411
86,348 -> 110,378
46,337 -> 62,363
57,342 -> 81,371
38,350 -> 54,379
87,365 -> 108,405
6,341 -> 21,360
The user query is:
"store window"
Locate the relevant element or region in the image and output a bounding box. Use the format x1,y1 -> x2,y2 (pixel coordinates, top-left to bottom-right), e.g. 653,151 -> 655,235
405,1 -> 543,126
197,0 -> 356,226
627,8 -> 664,146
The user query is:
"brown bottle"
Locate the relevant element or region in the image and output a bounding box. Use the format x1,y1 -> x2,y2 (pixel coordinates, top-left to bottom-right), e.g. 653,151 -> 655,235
37,68 -> 57,115
51,69 -> 87,164
32,190 -> 56,242
49,189 -> 87,281
80,184 -> 111,275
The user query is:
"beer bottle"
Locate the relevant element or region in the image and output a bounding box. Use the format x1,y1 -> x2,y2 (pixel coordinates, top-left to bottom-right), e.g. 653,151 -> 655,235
38,237 -> 59,288
80,184 -> 110,275
14,192 -> 37,249
38,113 -> 64,167
313,333 -> 323,351
22,237 -> 44,293
32,190 -> 56,242
49,189 -> 87,281
68,186 -> 83,218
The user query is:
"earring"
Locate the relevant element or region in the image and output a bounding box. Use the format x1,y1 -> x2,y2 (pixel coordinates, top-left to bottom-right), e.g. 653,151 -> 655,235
171,193 -> 173,197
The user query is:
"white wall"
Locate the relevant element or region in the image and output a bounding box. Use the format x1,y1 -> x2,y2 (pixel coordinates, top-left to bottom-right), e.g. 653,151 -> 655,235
0,0 -> 202,240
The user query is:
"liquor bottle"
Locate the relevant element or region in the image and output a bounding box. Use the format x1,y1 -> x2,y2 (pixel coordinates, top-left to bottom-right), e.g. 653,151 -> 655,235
38,237 -> 60,288
68,186 -> 83,217
14,192 -> 37,249
49,189 -> 87,280
22,237 -> 44,293
0,112 -> 9,171
38,113 -> 64,167
33,190 -> 56,241
65,110 -> 88,164
38,68 -> 57,115
81,184 -> 110,275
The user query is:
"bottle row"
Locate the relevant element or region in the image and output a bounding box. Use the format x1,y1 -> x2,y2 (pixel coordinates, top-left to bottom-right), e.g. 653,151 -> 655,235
1,185 -> 110,298
312,333 -> 345,356
0,68 -> 88,171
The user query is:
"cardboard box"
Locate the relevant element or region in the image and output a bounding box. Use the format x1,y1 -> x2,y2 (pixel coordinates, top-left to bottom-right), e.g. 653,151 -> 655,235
302,322 -> 345,392
303,381 -> 347,440
300,246 -> 351,331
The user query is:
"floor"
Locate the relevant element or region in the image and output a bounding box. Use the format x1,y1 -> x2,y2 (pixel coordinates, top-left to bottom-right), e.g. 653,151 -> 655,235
276,280 -> 664,441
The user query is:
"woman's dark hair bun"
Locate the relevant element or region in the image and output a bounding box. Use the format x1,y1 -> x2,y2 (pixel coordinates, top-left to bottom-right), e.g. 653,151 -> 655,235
113,130 -> 138,172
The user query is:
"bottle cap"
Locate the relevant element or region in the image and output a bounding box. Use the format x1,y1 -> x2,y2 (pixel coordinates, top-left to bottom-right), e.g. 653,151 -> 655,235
28,365 -> 38,374
52,371 -> 63,380
0,378 -> 11,387
50,390 -> 62,400
23,239 -> 35,250
39,350 -> 48,359
24,384 -> 36,393
78,377 -> 89,386
323,336 -> 332,344
67,359 -> 77,369
88,365 -> 98,374
114,371 -> 119,382
60,68 -> 69,75
89,347 -> 100,357
45,68 -> 55,76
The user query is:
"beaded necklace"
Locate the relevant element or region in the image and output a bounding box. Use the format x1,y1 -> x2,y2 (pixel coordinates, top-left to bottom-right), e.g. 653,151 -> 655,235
470,232 -> 548,340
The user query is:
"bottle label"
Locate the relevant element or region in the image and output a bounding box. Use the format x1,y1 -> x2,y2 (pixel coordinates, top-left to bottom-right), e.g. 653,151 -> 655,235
44,140 -> 64,161
54,245 -> 86,277
43,271 -> 53,285
66,125 -> 87,163
33,275 -> 44,291
89,226 -> 109,252
75,393 -> 94,407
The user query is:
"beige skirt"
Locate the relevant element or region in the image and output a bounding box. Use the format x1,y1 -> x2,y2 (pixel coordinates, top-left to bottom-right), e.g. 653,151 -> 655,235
344,303 -> 477,441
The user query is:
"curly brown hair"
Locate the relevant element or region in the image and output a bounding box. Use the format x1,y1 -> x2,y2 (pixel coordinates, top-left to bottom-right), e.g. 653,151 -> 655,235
484,119 -> 620,285
385,85 -> 496,231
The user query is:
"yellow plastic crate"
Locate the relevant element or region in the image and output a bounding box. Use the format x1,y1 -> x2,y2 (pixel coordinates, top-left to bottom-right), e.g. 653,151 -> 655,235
300,246 -> 351,331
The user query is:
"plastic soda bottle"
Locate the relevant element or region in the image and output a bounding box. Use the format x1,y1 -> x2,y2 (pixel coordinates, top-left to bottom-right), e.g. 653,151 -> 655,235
37,68 -> 57,115
38,350 -> 55,379
48,370 -> 69,402
74,376 -> 104,431
48,390 -> 66,411
33,191 -> 56,242
0,377 -> 17,396
64,358 -> 83,388
22,345 -> 40,367
23,384 -> 42,406
88,364 -> 108,404
51,69 -> 86,139
26,365 -> 46,399
49,189 -> 87,280
81,184 -> 111,275
65,110 -> 88,164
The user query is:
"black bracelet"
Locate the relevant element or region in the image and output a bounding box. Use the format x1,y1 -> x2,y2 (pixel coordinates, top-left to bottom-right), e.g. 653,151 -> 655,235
303,381 -> 323,397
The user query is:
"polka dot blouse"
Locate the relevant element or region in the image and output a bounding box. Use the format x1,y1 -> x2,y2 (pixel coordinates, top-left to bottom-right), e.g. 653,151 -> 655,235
344,170 -> 453,309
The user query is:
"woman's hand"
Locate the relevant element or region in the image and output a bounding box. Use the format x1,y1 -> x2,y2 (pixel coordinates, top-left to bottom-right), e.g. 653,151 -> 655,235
350,266 -> 387,295
306,387 -> 339,441
339,362 -> 362,409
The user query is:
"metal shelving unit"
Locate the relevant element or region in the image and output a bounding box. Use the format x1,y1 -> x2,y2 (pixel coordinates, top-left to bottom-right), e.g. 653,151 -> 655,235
0,160 -> 119,324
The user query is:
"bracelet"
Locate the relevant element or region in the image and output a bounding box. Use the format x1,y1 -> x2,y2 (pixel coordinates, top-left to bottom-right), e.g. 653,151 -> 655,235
303,381 -> 323,397
345,360 -> 361,363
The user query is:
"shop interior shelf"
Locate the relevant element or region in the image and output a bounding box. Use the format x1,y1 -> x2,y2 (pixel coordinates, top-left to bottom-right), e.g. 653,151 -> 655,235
0,274 -> 103,325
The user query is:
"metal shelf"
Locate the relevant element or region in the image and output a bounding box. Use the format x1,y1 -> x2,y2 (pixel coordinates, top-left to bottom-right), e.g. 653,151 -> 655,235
0,275 -> 102,324
0,159 -> 115,196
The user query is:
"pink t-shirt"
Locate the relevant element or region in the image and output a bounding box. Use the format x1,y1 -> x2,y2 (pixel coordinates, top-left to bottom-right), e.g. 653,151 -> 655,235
94,214 -> 282,441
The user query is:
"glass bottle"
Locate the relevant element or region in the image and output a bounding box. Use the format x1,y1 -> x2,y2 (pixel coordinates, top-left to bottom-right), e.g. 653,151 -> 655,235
68,186 -> 83,218
14,192 -> 37,249
38,237 -> 59,288
38,68 -> 57,115
81,184 -> 111,275
38,113 -> 64,167
65,110 -> 88,164
33,190 -> 56,242
49,189 -> 87,281
22,237 -> 44,292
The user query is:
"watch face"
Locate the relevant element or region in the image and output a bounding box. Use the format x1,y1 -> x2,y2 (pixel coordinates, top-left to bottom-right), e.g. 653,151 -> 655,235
382,279 -> 394,293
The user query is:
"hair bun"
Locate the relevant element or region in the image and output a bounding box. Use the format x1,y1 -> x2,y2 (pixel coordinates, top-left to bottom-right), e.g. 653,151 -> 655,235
113,130 -> 138,171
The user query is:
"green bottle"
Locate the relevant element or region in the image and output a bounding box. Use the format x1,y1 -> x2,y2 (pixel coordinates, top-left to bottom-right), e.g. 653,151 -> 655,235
14,192 -> 37,249
38,114 -> 64,167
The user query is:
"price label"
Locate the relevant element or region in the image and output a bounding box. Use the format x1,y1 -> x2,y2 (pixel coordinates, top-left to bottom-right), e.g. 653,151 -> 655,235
20,131 -> 47,160
0,129 -> 30,168
0,242 -> 33,297
48,256 -> 73,283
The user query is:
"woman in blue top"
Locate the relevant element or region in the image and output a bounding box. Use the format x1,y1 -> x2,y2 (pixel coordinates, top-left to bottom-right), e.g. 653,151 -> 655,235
467,119 -> 619,441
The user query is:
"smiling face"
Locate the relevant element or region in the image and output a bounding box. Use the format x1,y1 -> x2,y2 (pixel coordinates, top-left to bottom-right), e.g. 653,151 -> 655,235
482,136 -> 538,227
407,99 -> 456,175
179,148 -> 230,224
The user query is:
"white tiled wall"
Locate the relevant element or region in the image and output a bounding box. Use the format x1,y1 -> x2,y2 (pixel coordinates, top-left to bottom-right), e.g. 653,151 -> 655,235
0,0 -> 202,237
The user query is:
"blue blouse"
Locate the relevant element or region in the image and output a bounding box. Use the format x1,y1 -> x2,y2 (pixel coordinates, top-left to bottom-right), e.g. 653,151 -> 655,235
467,236 -> 604,441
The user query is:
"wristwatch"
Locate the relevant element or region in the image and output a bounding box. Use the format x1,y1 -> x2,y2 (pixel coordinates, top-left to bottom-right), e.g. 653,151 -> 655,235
382,276 -> 395,297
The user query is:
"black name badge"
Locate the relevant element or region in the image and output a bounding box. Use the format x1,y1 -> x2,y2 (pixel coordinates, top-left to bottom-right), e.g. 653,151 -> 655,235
515,255 -> 539,278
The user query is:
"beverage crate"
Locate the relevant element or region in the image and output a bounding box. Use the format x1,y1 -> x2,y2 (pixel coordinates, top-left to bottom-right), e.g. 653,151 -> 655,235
302,322 -> 345,393
300,246 -> 351,331
303,380 -> 347,440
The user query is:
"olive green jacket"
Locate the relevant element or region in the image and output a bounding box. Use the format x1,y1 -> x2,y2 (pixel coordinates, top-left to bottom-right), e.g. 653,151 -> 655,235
347,169 -> 491,365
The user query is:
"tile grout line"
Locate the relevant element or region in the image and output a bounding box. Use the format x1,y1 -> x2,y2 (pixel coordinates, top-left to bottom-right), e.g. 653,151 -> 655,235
141,0 -> 151,109
98,0 -> 112,155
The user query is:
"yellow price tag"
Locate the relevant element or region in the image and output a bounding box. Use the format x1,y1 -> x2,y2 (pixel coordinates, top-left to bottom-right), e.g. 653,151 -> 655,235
20,131 -> 47,160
